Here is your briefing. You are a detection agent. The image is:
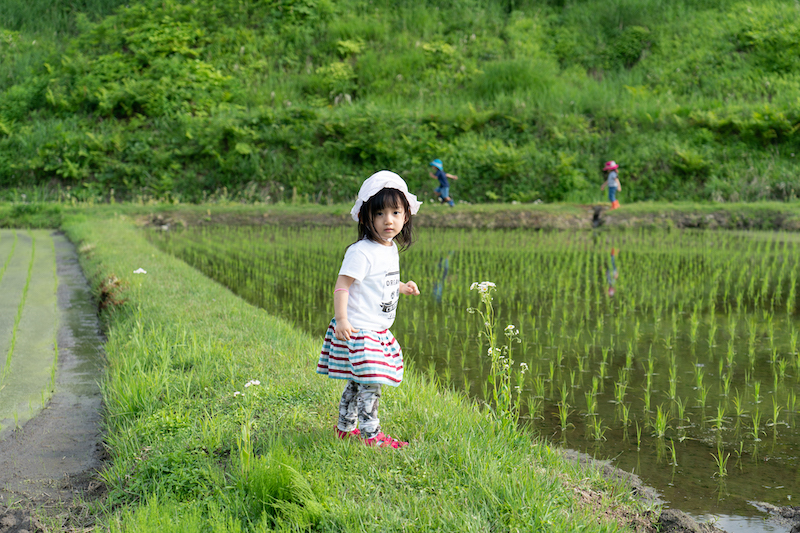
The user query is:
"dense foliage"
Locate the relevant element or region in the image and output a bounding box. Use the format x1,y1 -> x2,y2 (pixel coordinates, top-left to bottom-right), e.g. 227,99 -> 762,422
1,0 -> 798,203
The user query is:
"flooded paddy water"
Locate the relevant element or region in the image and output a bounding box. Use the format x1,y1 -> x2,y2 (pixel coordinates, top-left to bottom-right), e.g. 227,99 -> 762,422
150,224 -> 800,532
0,229 -> 59,435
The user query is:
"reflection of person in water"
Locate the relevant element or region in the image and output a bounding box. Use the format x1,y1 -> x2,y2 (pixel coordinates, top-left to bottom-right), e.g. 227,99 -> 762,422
606,248 -> 618,297
433,254 -> 450,303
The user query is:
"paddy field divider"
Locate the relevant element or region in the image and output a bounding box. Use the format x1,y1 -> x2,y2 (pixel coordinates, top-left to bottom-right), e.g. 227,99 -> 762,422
61,212 -> 654,532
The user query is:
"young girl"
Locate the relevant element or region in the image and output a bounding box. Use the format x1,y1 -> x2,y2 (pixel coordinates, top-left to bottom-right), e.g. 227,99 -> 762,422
600,160 -> 621,209
317,170 -> 422,449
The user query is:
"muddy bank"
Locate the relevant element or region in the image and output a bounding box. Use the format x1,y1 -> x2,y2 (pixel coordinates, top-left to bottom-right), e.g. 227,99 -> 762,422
562,450 -> 731,533
140,203 -> 800,232
0,232 -> 105,531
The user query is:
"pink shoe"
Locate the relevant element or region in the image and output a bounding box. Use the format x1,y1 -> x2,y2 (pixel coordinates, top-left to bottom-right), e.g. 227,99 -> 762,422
335,427 -> 361,439
364,432 -> 408,449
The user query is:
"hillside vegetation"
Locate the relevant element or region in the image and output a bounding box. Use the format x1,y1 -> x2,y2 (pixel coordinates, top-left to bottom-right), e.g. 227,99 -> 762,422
0,0 -> 798,203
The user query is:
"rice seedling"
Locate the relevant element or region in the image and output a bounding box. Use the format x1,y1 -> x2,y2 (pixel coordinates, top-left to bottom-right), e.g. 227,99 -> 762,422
532,376 -> 545,399
620,403 -> 632,428
653,405 -> 670,438
732,390 -> 746,418
707,314 -> 718,348
721,372 -> 733,398
725,339 -> 736,369
674,396 -> 688,425
589,416 -> 607,441
710,406 -> 726,432
694,365 -> 705,390
584,391 -> 597,417
768,397 -> 783,428
751,408 -> 763,442
635,421 -> 643,451
712,446 -> 730,478
778,357 -> 789,380
667,364 -> 678,400
614,380 -> 628,405
668,439 -> 678,467
696,385 -> 710,409
558,401 -> 573,431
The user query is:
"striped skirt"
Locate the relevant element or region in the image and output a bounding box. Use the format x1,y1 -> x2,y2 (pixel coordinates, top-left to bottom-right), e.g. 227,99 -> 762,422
317,319 -> 404,386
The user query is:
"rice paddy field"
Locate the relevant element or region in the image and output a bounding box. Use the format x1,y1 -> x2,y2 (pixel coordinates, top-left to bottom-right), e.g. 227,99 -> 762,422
149,224 -> 800,528
0,229 -> 59,437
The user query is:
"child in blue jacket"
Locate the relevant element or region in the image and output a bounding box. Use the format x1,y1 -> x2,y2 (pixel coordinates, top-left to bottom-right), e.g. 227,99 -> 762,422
429,159 -> 459,207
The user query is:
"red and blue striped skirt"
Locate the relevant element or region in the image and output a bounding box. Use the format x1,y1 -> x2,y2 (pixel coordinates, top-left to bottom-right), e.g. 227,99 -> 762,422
317,319 -> 404,386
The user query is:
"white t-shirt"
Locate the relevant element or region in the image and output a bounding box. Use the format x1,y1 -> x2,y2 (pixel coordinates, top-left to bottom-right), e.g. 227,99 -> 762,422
339,239 -> 400,331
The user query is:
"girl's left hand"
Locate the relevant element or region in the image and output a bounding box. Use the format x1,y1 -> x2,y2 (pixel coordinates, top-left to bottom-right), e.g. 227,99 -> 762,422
401,281 -> 420,296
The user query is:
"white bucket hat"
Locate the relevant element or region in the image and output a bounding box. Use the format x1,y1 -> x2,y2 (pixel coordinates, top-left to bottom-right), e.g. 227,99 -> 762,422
350,170 -> 422,222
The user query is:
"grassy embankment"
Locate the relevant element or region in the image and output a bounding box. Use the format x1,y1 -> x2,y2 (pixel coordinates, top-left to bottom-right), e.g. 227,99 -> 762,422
2,0 -> 800,204
54,207 -> 655,531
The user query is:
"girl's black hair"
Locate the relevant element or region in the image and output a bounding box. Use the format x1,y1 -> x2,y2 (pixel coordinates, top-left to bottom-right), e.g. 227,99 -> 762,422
356,188 -> 414,251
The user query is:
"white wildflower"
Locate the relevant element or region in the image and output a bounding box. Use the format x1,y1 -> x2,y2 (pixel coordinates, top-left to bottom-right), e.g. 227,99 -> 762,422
133,268 -> 147,274
470,281 -> 496,293
233,391 -> 242,397
244,379 -> 261,388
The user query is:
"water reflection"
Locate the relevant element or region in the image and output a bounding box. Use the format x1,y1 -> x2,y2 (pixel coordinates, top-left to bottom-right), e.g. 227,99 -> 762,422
606,247 -> 618,297
433,254 -> 450,304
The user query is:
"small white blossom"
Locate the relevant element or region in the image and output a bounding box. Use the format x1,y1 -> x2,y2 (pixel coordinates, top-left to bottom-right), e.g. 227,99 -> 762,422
133,268 -> 147,274
233,391 -> 242,397
244,379 -> 261,388
520,362 -> 529,373
505,324 -> 515,331
470,281 -> 496,293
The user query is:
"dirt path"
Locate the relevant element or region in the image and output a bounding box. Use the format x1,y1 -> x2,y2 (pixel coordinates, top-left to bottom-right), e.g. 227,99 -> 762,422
0,232 -> 105,532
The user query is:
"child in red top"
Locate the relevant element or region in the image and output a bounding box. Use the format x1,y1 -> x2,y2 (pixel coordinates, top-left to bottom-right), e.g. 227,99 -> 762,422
600,161 -> 621,209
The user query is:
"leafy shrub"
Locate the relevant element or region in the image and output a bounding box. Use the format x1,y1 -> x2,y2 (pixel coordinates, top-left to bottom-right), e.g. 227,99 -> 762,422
732,1 -> 800,74
610,26 -> 652,68
0,0 -> 799,203
307,61 -> 357,101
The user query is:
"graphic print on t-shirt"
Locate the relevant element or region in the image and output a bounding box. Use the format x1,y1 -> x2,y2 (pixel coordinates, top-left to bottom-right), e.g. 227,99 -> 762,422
380,269 -> 400,317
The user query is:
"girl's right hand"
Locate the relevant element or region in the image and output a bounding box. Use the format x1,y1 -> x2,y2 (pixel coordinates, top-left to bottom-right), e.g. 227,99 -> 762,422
334,319 -> 359,341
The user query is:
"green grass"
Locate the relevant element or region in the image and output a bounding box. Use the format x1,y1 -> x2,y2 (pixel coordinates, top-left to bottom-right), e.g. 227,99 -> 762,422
61,210 -> 655,531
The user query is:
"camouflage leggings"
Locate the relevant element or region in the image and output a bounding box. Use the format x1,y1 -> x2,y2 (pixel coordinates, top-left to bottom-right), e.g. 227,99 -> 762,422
337,381 -> 382,439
